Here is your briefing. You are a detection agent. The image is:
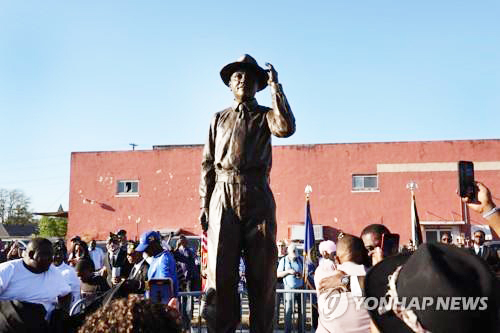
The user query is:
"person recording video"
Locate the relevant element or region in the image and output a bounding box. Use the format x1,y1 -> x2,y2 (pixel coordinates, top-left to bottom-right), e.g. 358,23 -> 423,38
461,181 -> 500,236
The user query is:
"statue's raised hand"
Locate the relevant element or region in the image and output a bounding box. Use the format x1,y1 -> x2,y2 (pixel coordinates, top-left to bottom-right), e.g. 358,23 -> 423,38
265,63 -> 279,84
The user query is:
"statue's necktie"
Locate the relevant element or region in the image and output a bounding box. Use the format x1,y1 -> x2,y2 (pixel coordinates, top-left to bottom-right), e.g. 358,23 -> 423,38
231,104 -> 247,168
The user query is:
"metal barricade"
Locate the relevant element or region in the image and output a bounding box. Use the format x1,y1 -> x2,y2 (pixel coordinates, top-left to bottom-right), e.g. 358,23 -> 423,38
69,298 -> 86,316
276,289 -> 317,333
178,289 -> 317,333
178,291 -> 204,333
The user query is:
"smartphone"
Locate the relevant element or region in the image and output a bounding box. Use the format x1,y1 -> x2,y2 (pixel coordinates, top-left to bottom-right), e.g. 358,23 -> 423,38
145,278 -> 174,304
381,233 -> 400,256
458,161 -> 476,201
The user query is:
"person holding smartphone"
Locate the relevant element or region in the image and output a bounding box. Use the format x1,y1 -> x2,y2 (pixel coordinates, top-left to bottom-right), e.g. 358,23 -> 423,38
462,181 -> 500,236
7,241 -> 22,260
102,233 -> 131,287
135,231 -> 179,302
360,224 -> 391,266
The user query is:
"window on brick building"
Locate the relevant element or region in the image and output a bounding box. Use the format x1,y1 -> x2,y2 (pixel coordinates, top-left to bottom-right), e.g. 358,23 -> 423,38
352,175 -> 378,191
117,180 -> 139,196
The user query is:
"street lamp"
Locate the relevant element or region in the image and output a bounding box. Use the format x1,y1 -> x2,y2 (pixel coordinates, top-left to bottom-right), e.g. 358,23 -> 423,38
406,181 -> 418,193
406,180 -> 419,249
305,185 -> 312,200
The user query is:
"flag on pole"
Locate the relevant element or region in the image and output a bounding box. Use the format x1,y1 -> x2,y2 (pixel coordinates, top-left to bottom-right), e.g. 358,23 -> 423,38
303,199 -> 318,289
411,192 -> 424,247
200,231 -> 208,290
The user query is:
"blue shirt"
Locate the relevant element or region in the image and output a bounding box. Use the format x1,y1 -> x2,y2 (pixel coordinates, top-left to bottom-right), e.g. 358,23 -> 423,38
278,255 -> 304,289
148,250 -> 179,296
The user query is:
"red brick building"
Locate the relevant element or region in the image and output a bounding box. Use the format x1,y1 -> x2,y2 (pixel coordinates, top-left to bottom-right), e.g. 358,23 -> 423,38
67,139 -> 500,244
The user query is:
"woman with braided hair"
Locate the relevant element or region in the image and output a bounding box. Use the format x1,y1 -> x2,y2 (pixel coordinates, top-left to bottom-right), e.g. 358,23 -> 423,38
78,294 -> 182,333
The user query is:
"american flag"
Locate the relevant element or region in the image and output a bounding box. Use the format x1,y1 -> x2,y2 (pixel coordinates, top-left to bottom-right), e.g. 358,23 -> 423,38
201,231 -> 208,289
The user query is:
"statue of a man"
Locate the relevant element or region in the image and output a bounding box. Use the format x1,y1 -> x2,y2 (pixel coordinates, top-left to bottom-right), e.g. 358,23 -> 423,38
199,54 -> 295,332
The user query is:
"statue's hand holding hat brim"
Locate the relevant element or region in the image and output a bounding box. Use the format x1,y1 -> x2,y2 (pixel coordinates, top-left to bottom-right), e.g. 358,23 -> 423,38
220,54 -> 269,92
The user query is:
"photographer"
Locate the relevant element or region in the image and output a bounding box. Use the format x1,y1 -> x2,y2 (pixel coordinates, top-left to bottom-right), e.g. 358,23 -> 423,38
6,241 -> 23,261
277,243 -> 304,333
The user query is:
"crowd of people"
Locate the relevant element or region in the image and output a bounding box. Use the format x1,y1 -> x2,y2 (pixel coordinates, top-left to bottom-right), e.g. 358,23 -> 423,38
0,228 -> 199,332
275,223 -> 499,333
0,181 -> 497,332
274,181 -> 500,333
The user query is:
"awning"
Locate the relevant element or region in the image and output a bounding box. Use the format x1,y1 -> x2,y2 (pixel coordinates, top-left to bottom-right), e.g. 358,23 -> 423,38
420,220 -> 465,225
157,228 -> 182,236
32,211 -> 68,218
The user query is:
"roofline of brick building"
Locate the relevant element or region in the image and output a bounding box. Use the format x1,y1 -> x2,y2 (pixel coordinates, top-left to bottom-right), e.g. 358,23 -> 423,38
70,138 -> 500,155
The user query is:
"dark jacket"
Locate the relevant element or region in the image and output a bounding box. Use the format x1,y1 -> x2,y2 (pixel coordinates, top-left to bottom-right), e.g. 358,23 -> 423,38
103,248 -> 132,287
0,300 -> 47,333
127,260 -> 149,293
173,247 -> 201,291
469,245 -> 499,268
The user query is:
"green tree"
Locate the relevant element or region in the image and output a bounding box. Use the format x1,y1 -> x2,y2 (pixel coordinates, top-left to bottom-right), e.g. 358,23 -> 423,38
38,216 -> 67,238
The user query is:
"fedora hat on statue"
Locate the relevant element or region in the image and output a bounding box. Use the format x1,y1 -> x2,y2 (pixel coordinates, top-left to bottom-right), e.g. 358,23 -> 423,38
220,54 -> 269,92
365,243 -> 499,333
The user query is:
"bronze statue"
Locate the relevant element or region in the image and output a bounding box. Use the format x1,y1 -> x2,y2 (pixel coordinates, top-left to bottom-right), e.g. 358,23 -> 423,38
199,54 -> 295,332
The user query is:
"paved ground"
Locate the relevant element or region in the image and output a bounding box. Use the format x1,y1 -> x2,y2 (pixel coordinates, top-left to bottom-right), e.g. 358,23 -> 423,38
186,293 -> 315,333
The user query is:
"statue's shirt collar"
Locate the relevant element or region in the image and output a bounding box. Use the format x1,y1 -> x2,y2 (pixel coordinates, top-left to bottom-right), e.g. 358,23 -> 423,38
232,98 -> 258,112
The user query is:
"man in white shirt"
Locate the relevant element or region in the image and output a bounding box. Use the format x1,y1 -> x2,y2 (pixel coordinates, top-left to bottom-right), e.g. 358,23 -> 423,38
0,238 -> 71,320
88,239 -> 104,271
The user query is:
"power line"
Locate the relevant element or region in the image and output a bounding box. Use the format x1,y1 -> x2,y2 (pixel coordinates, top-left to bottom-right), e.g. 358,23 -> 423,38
46,187 -> 69,212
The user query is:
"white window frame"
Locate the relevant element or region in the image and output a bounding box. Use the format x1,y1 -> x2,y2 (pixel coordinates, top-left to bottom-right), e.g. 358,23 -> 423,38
424,228 -> 452,243
351,174 -> 379,192
116,180 -> 140,197
289,225 -> 324,241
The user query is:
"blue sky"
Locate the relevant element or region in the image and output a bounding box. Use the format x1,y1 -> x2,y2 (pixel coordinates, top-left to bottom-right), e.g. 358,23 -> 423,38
0,1 -> 499,213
